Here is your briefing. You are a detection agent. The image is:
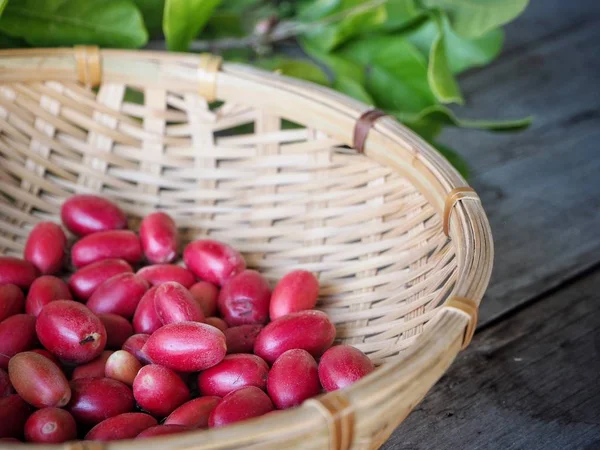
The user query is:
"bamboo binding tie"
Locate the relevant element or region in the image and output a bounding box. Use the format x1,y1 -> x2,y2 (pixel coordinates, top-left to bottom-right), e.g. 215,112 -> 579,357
305,393 -> 354,450
74,45 -> 102,88
442,187 -> 480,237
444,296 -> 478,350
353,109 -> 388,153
66,441 -> 105,450
198,53 -> 223,102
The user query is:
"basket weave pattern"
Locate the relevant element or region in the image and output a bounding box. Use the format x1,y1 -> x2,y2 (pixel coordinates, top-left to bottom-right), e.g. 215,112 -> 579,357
0,48 -> 493,450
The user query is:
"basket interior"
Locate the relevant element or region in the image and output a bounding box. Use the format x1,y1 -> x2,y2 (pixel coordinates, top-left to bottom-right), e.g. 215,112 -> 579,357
0,81 -> 457,365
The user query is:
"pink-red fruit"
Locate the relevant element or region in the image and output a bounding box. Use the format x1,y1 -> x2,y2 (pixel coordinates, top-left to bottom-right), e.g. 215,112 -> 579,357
205,317 -> 228,332
87,273 -> 149,318
69,258 -> 133,301
254,310 -> 336,364
0,257 -> 38,289
122,334 -> 151,365
71,230 -> 142,268
23,222 -> 66,275
0,284 -> 25,322
105,350 -> 142,386
26,275 -> 72,317
132,286 -> 162,335
218,270 -> 271,326
209,386 -> 273,428
99,314 -> 134,349
189,281 -> 219,317
0,314 -> 37,369
198,354 -> 268,398
137,264 -> 195,288
270,270 -> 319,320
140,212 -> 179,264
0,369 -> 13,397
154,281 -> 205,325
0,395 -> 31,438
8,352 -> 70,408
183,239 -> 245,286
61,194 -> 127,236
30,349 -> 61,366
165,397 -> 221,429
68,377 -> 134,425
142,322 -> 226,372
85,412 -> 157,441
224,325 -> 263,354
36,300 -> 107,364
267,349 -> 320,409
24,407 -> 77,443
71,351 -> 113,380
133,365 -> 189,417
318,345 -> 374,391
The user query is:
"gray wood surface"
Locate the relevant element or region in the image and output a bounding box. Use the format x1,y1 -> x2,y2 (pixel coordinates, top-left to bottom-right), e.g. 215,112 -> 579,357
383,0 -> 600,447
500,0 -> 600,54
440,0 -> 600,325
385,269 -> 600,450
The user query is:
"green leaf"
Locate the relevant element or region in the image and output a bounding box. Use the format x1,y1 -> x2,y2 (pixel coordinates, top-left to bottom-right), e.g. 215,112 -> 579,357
281,119 -> 304,130
381,0 -> 422,31
302,40 -> 373,104
205,11 -> 246,38
123,87 -> 145,104
334,76 -> 375,104
301,40 -> 365,82
133,0 -> 164,36
403,116 -> 442,142
396,104 -> 533,131
428,31 -> 463,104
421,0 -> 529,38
300,0 -> 388,51
220,47 -> 253,62
205,0 -> 279,39
217,0 -> 261,12
407,13 -> 504,74
163,0 -> 222,51
0,32 -> 27,48
298,0 -> 342,21
0,0 -> 148,48
434,142 -> 470,178
0,0 -> 8,17
257,58 -> 330,86
339,36 -> 436,113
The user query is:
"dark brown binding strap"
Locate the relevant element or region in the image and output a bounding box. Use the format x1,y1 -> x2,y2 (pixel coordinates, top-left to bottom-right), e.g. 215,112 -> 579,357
305,393 -> 354,450
353,109 -> 388,153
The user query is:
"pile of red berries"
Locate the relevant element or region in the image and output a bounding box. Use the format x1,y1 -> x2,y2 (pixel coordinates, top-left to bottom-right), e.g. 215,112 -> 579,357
0,195 -> 374,443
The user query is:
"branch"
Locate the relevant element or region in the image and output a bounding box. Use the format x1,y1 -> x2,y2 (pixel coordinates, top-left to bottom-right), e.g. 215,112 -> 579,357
148,0 -> 388,52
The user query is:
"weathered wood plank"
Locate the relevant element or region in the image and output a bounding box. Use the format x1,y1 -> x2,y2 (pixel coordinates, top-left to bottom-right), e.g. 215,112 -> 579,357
501,0 -> 600,53
440,15 -> 600,325
384,269 -> 600,449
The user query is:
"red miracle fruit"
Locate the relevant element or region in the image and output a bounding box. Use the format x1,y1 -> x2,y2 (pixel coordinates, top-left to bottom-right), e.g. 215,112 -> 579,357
36,300 -> 107,364
142,322 -> 226,372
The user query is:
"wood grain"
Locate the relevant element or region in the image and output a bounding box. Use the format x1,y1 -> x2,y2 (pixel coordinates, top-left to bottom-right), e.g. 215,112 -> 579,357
382,0 -> 600,447
501,0 -> 600,53
385,269 -> 600,449
440,0 -> 600,325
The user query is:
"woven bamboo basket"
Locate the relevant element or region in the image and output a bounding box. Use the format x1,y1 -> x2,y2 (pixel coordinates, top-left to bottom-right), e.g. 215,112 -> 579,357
0,47 -> 493,450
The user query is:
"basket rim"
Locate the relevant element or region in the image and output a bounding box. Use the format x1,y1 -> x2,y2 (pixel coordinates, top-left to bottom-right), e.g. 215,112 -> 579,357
0,47 -> 494,450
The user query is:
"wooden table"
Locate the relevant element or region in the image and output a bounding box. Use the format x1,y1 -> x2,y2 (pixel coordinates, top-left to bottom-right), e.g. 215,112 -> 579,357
384,0 -> 600,448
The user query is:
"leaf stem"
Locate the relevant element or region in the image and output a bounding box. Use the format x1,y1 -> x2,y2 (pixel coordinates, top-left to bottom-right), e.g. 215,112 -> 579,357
147,0 -> 389,52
